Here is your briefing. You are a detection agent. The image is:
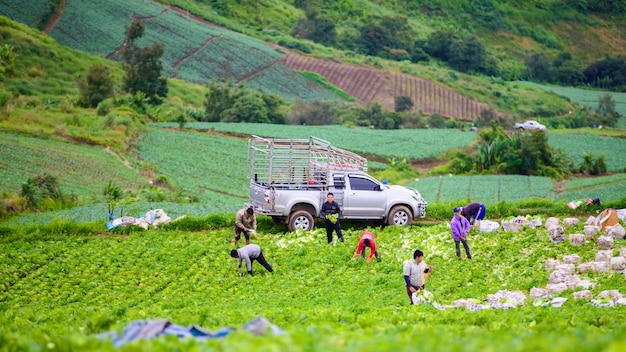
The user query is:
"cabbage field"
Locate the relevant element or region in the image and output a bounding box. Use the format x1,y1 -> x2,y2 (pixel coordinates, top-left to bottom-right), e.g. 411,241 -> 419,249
409,173 -> 626,204
1,219 -> 625,351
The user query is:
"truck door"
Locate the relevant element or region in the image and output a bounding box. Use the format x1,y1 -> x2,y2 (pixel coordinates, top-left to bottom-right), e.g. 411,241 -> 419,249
343,174 -> 386,218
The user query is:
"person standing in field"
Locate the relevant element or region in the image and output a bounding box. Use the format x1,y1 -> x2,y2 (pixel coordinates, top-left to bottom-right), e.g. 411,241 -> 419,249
353,231 -> 380,263
451,207 -> 472,260
234,206 -> 256,245
230,244 -> 273,276
403,249 -> 432,305
460,202 -> 486,226
320,193 -> 344,243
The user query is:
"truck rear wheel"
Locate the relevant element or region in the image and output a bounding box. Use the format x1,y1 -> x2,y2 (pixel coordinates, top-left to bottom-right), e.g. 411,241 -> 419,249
288,210 -> 314,232
387,205 -> 413,226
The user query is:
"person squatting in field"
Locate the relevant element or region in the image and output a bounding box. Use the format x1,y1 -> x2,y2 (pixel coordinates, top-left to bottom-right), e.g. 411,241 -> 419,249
451,207 -> 472,260
403,249 -> 432,305
320,193 -> 344,243
234,206 -> 256,245
353,231 -> 380,263
230,244 -> 273,276
460,202 -> 486,226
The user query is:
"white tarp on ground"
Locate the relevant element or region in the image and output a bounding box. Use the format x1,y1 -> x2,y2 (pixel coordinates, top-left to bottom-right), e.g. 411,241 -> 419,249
107,209 -> 173,230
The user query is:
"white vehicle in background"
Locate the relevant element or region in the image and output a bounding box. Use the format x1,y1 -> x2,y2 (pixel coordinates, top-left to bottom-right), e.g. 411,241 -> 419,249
514,120 -> 546,131
248,136 -> 428,232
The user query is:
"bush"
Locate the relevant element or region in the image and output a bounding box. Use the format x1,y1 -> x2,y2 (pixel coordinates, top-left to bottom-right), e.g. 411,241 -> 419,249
427,114 -> 445,128
77,64 -> 114,108
21,173 -> 64,210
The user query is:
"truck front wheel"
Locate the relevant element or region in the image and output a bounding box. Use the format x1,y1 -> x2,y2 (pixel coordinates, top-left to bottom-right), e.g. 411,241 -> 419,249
288,210 -> 314,232
387,205 -> 413,226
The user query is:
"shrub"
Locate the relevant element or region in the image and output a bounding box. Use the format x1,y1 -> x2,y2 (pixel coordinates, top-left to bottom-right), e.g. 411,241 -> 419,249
21,173 -> 64,210
77,64 -> 114,108
427,113 -> 445,128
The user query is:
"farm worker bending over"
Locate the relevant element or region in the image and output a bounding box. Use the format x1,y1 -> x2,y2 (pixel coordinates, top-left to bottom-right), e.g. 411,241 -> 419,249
403,249 -> 432,305
451,207 -> 472,260
320,193 -> 344,243
353,231 -> 380,263
230,244 -> 273,276
460,202 -> 486,226
234,206 -> 257,245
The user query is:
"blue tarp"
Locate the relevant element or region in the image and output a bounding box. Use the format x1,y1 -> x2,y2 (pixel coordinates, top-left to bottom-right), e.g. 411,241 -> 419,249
97,317 -> 284,347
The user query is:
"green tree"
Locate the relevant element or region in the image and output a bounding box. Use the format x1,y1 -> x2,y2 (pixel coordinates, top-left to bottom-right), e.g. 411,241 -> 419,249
447,36 -> 488,74
525,53 -> 553,82
359,22 -> 389,56
596,93 -> 621,127
310,14 -> 337,47
425,30 -> 457,61
204,80 -> 234,122
379,15 -> 413,51
293,7 -> 337,47
427,113 -> 445,128
475,108 -> 497,127
395,95 -> 414,112
361,102 -> 385,128
222,93 -> 269,123
122,20 -> 168,104
77,64 -> 115,108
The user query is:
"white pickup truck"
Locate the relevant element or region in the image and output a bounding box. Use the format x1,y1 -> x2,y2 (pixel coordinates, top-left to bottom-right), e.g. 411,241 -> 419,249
248,136 -> 427,231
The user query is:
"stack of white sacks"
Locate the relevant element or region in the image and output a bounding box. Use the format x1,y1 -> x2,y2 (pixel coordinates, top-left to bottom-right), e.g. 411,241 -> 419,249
537,213 -> 626,307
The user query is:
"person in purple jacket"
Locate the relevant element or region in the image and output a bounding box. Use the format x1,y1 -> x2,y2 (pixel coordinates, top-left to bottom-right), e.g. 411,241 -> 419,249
451,207 -> 472,260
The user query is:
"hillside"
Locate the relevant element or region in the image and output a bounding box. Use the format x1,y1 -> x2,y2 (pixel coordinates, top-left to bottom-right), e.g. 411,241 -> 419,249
0,0 -> 589,118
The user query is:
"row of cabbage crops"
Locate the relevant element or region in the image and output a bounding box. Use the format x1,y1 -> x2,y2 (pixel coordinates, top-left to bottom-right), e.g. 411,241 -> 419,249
409,174 -> 555,204
135,128 -> 249,201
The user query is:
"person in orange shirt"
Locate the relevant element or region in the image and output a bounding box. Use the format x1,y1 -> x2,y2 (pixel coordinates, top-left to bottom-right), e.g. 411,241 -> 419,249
353,231 -> 380,263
